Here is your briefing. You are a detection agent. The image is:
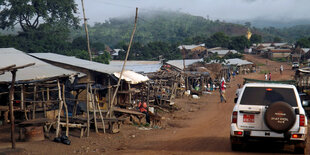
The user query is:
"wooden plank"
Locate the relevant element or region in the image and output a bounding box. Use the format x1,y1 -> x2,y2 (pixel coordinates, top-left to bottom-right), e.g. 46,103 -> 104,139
113,107 -> 143,115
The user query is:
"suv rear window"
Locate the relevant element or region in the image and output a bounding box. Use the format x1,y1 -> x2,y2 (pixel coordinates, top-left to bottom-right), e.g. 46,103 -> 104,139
240,87 -> 298,106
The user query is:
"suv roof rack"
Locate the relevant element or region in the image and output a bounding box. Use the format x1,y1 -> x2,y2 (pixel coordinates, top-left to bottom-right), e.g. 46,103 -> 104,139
244,78 -> 296,85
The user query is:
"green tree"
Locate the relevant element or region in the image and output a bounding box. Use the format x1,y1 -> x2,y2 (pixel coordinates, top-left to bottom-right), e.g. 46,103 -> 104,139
296,37 -> 310,48
93,51 -> 111,64
229,36 -> 250,52
0,0 -> 79,32
250,34 -> 262,44
273,37 -> 282,43
206,32 -> 230,48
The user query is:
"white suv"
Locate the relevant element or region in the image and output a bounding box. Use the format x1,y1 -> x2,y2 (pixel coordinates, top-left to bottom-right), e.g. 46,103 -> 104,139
230,83 -> 308,153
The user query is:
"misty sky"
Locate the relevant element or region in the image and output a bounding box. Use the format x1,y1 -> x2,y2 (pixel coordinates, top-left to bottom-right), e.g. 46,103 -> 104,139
75,0 -> 310,24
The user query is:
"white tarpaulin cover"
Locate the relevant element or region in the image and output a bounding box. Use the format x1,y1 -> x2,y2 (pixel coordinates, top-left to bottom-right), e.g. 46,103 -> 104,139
113,70 -> 149,84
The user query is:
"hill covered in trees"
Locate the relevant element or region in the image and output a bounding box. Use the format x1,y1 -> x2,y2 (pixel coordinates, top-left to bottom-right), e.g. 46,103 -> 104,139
73,11 -> 310,47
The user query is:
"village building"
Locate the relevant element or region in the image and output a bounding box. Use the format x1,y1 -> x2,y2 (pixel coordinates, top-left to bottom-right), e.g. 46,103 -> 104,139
178,44 -> 207,59
209,49 -> 238,58
0,48 -> 83,145
109,60 -> 162,74
29,53 -> 151,126
267,49 -> 292,59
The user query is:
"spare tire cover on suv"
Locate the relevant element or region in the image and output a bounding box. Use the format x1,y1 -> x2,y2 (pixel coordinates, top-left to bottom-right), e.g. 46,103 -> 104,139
264,101 -> 296,133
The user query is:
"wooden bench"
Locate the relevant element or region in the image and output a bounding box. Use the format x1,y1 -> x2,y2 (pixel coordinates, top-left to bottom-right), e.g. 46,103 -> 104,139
18,118 -> 54,140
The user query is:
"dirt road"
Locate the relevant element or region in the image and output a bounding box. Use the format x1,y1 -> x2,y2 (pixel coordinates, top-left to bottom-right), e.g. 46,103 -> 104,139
113,55 -> 308,155
0,55 -> 307,154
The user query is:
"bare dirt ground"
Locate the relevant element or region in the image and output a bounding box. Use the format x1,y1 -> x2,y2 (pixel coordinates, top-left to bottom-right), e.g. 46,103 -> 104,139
0,54 -> 308,155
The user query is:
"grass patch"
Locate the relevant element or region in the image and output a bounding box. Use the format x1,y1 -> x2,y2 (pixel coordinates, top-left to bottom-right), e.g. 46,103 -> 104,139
259,70 -> 270,74
256,63 -> 266,66
271,58 -> 287,62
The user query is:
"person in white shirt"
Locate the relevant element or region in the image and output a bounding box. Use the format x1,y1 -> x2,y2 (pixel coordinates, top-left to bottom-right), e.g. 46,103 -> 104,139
265,73 -> 267,80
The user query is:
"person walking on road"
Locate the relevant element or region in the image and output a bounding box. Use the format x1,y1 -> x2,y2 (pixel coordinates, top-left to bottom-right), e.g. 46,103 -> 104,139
269,72 -> 271,80
265,73 -> 267,80
219,78 -> 227,103
280,65 -> 283,74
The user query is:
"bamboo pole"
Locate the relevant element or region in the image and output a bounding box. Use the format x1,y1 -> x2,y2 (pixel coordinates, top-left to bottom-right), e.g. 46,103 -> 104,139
56,80 -> 64,138
108,8 -> 138,117
9,70 -> 17,149
62,84 -> 69,137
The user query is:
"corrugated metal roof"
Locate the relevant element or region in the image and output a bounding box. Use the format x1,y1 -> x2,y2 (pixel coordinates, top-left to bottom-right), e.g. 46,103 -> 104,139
178,44 -> 205,50
210,50 -> 237,55
109,61 -> 162,73
30,53 -> 121,74
113,70 -> 149,84
166,59 -> 203,70
225,58 -> 253,66
0,48 -> 79,83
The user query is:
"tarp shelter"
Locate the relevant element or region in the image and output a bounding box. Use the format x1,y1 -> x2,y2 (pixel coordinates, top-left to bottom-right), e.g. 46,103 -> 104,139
113,70 -> 149,84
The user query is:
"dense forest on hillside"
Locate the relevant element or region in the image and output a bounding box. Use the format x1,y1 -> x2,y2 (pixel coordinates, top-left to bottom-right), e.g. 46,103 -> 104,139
1,8 -> 310,62
72,11 -> 310,47
72,11 -> 252,47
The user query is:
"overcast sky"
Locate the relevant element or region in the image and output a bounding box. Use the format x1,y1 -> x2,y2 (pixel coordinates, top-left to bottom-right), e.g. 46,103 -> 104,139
75,0 -> 310,25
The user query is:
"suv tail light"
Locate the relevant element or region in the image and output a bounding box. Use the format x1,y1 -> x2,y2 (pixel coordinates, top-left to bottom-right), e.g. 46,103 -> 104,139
299,114 -> 305,126
232,111 -> 238,123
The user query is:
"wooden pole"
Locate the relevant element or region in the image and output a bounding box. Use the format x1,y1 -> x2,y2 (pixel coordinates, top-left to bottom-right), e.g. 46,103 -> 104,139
20,85 -> 24,110
22,85 -> 28,120
128,83 -> 131,105
9,70 -> 17,149
32,85 -> 37,119
46,88 -> 50,118
147,82 -> 150,108
86,83 -> 90,137
95,89 -> 106,133
62,84 -> 69,137
108,8 -> 138,117
56,80 -> 64,138
42,89 -> 47,118
108,77 -> 111,109
81,0 -> 92,61
90,85 -> 98,133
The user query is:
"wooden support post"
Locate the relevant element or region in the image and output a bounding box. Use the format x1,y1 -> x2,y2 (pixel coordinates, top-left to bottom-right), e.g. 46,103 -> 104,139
9,70 -> 17,149
56,80 -> 64,138
21,85 -> 28,120
86,83 -> 90,137
147,82 -> 150,108
42,89 -> 47,118
128,83 -> 131,105
32,85 -> 37,119
95,89 -> 105,133
73,90 -> 80,117
107,78 -> 111,117
90,85 -> 98,133
62,84 -> 69,137
20,85 -> 24,110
